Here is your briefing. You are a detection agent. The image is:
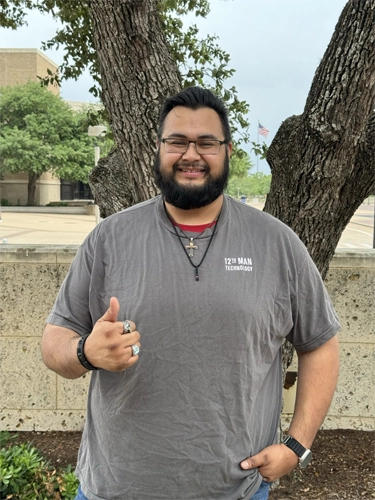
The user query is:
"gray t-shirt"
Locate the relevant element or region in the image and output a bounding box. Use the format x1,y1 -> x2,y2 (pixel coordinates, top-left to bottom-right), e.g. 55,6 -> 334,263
47,195 -> 340,500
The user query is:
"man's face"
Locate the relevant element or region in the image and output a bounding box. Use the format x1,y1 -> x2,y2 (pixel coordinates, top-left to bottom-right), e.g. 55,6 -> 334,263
154,106 -> 232,210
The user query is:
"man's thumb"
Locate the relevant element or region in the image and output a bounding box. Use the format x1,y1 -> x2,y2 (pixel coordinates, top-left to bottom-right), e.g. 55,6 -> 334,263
240,454 -> 260,470
101,297 -> 120,323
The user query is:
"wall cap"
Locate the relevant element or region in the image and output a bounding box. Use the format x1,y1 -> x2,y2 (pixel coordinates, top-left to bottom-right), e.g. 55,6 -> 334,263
0,244 -> 79,263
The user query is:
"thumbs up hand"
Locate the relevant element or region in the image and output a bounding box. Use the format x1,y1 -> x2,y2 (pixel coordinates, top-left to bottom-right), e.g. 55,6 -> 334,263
83,297 -> 141,372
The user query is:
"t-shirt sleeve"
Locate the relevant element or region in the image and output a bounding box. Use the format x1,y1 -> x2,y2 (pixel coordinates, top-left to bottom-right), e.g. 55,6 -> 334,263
286,248 -> 340,352
46,244 -> 94,337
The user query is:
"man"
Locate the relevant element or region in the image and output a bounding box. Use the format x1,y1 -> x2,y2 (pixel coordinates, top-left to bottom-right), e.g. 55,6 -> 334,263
41,86 -> 340,500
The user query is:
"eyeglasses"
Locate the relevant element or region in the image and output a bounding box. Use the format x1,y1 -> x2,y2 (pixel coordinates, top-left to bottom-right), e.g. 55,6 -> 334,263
161,137 -> 227,155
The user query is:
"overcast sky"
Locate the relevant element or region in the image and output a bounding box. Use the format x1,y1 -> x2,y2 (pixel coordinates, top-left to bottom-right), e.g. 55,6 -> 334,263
0,0 -> 348,173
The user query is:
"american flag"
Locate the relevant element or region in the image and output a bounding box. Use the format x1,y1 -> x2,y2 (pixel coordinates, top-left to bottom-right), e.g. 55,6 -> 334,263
258,122 -> 269,138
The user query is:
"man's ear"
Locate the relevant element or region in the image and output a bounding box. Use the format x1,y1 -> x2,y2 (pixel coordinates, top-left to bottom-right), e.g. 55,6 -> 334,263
227,142 -> 233,157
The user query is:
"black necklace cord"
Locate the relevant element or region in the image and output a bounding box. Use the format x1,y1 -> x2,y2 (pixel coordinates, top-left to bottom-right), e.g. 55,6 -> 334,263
172,219 -> 212,242
163,201 -> 222,281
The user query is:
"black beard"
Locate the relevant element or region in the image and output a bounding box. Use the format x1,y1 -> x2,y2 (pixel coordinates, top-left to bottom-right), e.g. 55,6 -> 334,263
153,151 -> 229,210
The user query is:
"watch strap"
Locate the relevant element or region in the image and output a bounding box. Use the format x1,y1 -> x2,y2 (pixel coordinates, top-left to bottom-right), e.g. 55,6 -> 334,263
77,334 -> 100,371
282,435 -> 306,457
282,435 -> 312,468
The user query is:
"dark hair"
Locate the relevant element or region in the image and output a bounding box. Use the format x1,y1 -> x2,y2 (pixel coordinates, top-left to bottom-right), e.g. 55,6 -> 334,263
157,86 -> 231,142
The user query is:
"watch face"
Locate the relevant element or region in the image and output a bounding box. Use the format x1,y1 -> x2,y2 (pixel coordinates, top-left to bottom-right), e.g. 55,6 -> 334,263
299,449 -> 312,468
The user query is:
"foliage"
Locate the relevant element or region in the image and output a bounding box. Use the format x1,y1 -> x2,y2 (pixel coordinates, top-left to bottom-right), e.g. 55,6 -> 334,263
0,431 -> 18,448
0,81 -> 95,184
0,441 -> 79,499
0,0 -> 252,152
250,141 -> 268,160
226,172 -> 272,198
0,443 -> 43,498
229,151 -> 253,179
46,201 -> 69,206
59,464 -> 80,499
0,0 -> 33,29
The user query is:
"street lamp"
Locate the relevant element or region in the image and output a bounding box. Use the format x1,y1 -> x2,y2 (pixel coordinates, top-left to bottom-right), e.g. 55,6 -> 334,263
88,125 -> 107,224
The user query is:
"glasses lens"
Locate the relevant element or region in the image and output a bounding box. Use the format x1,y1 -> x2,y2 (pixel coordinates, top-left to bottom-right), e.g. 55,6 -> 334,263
164,139 -> 189,153
196,140 -> 220,154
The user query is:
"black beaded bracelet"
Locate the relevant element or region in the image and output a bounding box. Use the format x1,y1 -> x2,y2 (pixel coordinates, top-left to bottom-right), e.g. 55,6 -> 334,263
77,334 -> 100,371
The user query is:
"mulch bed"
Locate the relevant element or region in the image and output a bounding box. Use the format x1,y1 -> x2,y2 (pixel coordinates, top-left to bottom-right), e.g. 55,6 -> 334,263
7,429 -> 375,499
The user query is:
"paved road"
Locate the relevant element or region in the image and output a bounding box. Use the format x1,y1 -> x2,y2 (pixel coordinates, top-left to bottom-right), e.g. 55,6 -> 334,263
337,203 -> 374,250
0,201 -> 373,249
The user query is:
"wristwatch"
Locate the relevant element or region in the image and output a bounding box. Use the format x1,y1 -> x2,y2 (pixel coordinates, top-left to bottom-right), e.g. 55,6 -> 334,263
282,435 -> 312,468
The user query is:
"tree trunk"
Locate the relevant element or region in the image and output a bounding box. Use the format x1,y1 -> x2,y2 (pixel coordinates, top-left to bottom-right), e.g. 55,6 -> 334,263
264,0 -> 375,280
27,172 -> 41,206
87,0 -> 182,215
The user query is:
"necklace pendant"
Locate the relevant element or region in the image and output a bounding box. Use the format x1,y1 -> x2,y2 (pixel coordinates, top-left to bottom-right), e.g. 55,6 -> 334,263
186,238 -> 198,258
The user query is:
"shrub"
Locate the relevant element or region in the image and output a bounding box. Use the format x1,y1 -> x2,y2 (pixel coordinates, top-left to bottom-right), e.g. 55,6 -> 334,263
0,439 -> 79,499
0,431 -> 18,448
46,201 -> 69,207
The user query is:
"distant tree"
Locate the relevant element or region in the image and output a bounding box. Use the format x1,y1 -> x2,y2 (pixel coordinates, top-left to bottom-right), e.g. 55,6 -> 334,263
0,82 -> 94,205
251,173 -> 272,197
229,152 -> 252,179
227,172 -> 271,199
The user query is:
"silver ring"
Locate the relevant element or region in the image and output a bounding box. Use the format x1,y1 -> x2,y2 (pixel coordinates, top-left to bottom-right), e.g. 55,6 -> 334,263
122,320 -> 132,334
131,345 -> 140,356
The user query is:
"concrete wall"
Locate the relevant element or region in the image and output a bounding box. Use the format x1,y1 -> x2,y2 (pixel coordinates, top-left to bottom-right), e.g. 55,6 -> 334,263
0,246 -> 374,432
1,172 -> 61,206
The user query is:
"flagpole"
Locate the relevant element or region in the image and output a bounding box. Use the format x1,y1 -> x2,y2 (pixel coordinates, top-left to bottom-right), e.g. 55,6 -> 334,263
257,120 -> 259,173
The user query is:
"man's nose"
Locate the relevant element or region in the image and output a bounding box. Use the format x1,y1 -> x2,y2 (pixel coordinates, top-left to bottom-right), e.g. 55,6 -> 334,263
181,141 -> 201,161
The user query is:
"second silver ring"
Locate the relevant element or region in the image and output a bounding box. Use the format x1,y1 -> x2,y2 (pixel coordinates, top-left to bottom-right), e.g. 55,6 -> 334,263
131,345 -> 140,356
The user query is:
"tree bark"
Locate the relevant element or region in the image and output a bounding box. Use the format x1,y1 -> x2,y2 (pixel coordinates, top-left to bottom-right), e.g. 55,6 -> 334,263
89,149 -> 134,218
27,172 -> 41,206
264,0 -> 375,279
87,0 -> 182,214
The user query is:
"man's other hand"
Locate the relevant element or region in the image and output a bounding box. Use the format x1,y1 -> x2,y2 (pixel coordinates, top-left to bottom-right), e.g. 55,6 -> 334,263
240,444 -> 299,482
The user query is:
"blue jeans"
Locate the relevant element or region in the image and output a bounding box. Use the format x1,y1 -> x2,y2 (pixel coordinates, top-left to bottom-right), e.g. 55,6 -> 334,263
248,480 -> 270,500
74,485 -> 87,500
75,481 -> 270,500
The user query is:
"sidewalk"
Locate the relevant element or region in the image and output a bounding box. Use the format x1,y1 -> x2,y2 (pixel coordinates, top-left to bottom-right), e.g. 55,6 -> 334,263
0,200 -> 373,246
0,212 -> 96,245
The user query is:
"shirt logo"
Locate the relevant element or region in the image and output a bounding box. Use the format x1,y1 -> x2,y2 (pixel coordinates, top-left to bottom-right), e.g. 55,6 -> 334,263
224,257 -> 253,272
